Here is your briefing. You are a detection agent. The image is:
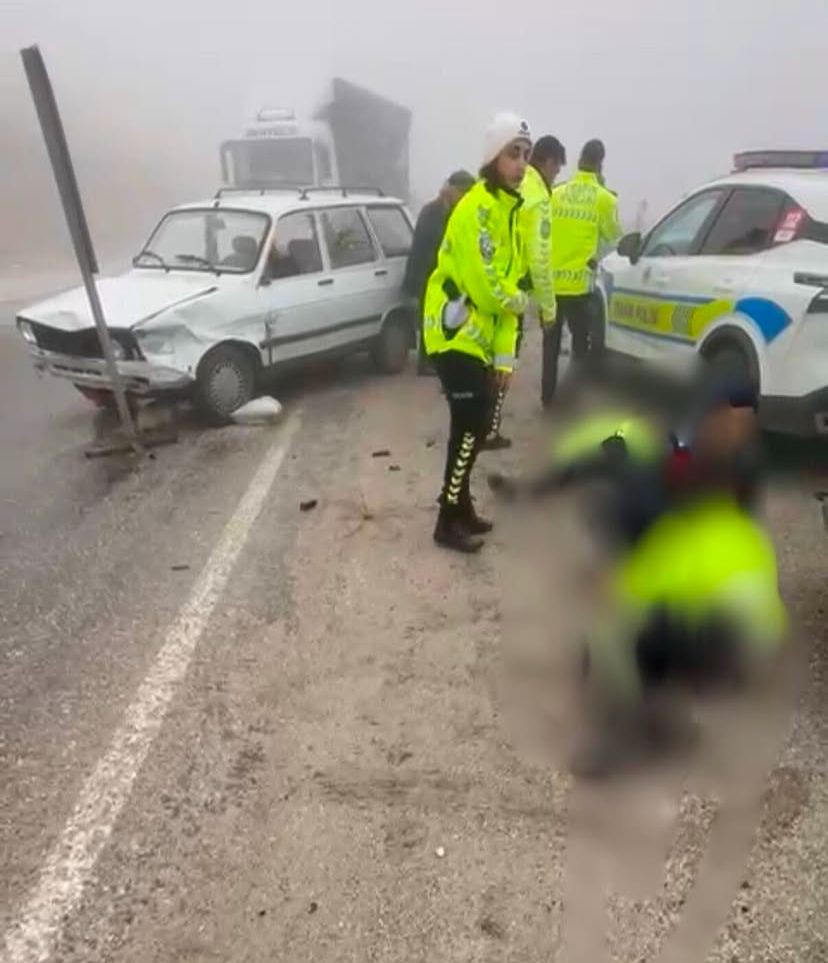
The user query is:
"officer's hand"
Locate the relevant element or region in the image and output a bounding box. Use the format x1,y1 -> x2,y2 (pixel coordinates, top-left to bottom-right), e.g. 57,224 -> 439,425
487,472 -> 519,502
495,369 -> 513,392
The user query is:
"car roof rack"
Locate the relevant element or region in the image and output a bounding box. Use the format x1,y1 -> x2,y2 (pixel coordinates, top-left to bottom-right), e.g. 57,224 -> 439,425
733,150 -> 828,172
213,184 -> 386,200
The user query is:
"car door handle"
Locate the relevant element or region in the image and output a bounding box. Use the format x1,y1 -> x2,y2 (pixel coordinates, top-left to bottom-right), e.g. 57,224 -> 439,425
713,280 -> 735,294
651,273 -> 671,287
318,278 -> 334,287
374,268 -> 388,277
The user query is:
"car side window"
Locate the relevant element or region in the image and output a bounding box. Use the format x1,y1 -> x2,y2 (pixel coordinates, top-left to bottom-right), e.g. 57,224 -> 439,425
266,212 -> 323,280
698,189 -> 786,256
321,208 -> 377,269
366,207 -> 413,258
641,190 -> 724,258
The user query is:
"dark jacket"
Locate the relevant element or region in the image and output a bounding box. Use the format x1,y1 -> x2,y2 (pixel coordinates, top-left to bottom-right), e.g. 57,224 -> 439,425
402,197 -> 448,305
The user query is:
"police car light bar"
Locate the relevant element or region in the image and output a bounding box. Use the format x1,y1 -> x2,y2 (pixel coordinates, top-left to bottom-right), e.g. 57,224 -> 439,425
734,150 -> 828,172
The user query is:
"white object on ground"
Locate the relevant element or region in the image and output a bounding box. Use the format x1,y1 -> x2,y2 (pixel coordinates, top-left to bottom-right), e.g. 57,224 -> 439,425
230,396 -> 284,425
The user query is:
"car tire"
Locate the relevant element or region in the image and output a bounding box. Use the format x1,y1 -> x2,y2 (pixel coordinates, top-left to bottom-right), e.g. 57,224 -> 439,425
371,313 -> 411,375
704,340 -> 758,394
194,343 -> 258,424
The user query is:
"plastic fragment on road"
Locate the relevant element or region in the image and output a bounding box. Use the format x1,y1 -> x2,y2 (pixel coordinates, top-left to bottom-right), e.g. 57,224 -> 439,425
230,396 -> 283,426
300,499 -> 318,512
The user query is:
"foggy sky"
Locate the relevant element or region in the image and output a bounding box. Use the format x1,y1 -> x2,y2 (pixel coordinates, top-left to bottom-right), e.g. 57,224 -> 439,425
2,0 -> 828,267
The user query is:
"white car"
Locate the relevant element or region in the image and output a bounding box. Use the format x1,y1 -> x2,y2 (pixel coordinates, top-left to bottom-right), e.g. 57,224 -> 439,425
601,150 -> 828,436
17,188 -> 416,420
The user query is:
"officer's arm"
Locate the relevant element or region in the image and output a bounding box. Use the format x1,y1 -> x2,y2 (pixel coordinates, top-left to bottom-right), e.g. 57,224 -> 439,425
463,216 -> 528,320
599,193 -> 623,249
524,200 -> 556,323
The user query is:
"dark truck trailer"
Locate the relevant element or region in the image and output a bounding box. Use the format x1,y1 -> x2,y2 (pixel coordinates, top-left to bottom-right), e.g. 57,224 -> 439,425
315,78 -> 412,201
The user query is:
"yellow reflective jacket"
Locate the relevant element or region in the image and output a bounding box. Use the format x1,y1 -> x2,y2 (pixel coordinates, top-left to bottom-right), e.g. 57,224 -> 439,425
550,411 -> 662,468
590,495 -> 786,700
423,180 -> 528,373
551,171 -> 622,296
519,165 -> 556,324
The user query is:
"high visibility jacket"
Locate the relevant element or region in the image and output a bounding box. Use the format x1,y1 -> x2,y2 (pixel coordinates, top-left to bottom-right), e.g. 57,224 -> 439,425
519,165 -> 556,323
423,180 -> 528,373
550,411 -> 662,469
551,171 -> 622,296
590,494 -> 786,700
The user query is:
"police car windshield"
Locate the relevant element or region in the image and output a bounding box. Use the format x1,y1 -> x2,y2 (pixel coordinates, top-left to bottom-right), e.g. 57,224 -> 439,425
135,209 -> 269,275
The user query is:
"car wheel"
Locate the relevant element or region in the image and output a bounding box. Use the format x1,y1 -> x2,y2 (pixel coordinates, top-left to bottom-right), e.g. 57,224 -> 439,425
194,343 -> 258,424
371,314 -> 411,374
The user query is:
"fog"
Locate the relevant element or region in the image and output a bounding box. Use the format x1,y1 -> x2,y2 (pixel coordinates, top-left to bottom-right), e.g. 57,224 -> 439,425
2,0 -> 828,272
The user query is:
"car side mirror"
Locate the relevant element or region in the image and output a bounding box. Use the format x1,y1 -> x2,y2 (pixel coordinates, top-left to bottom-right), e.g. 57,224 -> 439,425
618,232 -> 642,264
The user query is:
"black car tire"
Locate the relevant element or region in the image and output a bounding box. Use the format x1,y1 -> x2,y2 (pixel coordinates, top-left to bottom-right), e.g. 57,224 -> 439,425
371,314 -> 411,374
194,343 -> 258,424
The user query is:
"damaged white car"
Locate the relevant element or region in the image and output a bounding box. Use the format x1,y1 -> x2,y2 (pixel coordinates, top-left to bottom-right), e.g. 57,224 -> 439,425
17,188 -> 416,420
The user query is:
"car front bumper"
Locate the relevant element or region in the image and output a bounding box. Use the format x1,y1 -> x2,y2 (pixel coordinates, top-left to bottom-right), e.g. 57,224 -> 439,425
28,346 -> 193,395
760,387 -> 828,437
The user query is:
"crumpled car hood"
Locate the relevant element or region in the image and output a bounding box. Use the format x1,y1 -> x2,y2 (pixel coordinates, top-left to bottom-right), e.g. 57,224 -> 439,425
17,272 -> 219,331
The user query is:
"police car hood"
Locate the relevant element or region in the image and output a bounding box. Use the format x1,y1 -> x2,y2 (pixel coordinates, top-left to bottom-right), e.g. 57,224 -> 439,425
18,272 -> 218,331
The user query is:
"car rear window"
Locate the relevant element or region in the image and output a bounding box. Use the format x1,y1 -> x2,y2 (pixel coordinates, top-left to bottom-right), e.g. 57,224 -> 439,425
366,206 -> 412,258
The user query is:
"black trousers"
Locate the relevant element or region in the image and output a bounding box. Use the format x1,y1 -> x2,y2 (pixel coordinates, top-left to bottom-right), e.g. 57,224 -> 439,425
541,293 -> 594,405
433,351 -> 491,515
487,315 -> 523,438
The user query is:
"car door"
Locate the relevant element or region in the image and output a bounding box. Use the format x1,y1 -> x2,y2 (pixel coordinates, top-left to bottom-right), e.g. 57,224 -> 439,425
254,210 -> 337,365
318,206 -> 387,350
606,188 -> 727,359
693,186 -> 789,314
363,204 -> 413,306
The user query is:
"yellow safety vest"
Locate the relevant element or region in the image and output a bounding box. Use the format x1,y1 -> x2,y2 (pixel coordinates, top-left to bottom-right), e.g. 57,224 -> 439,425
519,165 -> 556,323
551,170 -> 622,296
423,180 -> 527,372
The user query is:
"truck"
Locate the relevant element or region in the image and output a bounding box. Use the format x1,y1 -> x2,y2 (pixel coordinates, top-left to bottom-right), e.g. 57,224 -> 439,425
219,78 -> 412,200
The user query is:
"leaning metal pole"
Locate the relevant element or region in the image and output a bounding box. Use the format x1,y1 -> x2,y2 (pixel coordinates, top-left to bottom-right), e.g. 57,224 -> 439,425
20,45 -> 142,454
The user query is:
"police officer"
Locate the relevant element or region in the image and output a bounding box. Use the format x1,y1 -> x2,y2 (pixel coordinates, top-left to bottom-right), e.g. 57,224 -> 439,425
544,139 -> 622,406
483,135 -> 566,448
424,113 -> 531,553
403,171 -> 476,375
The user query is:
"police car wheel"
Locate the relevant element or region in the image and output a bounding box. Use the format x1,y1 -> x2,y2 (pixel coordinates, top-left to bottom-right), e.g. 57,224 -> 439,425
372,314 -> 411,374
705,341 -> 755,388
194,343 -> 258,424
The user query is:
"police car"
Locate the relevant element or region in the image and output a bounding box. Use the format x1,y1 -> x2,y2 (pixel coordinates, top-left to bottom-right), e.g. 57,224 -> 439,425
600,151 -> 828,436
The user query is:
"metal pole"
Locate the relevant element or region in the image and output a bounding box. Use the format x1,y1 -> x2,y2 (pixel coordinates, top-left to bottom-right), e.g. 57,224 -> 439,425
20,45 -> 142,453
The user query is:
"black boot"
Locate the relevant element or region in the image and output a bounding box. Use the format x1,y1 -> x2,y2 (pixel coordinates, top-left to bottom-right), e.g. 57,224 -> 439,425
434,507 -> 484,553
480,433 -> 512,451
460,496 -> 494,535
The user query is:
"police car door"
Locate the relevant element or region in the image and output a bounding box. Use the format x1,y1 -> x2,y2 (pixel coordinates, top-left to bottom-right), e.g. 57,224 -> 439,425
606,188 -> 726,359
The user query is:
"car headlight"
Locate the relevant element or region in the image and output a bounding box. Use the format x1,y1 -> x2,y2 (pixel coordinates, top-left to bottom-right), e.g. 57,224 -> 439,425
18,320 -> 36,345
137,334 -> 175,356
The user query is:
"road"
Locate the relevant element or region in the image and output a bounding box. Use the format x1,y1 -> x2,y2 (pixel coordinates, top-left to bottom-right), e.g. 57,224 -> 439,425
0,303 -> 827,962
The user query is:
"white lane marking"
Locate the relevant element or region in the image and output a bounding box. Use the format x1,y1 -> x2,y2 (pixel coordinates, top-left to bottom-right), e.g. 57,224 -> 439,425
2,413 -> 301,963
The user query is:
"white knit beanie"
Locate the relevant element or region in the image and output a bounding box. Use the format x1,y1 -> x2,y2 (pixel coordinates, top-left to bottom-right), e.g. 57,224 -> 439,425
482,113 -> 532,166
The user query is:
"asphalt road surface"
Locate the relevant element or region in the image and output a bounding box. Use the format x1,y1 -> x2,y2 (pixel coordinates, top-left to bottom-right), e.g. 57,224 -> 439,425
1,303 -> 827,963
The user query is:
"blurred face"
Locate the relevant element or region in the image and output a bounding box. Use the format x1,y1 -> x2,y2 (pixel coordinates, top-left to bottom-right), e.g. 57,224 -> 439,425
695,405 -> 758,460
495,139 -> 530,190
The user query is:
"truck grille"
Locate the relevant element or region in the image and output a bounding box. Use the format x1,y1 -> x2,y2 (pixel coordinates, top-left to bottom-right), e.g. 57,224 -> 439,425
27,322 -> 139,360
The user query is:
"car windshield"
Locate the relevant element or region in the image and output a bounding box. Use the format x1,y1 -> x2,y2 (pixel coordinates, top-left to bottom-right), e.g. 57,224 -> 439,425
134,209 -> 270,274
